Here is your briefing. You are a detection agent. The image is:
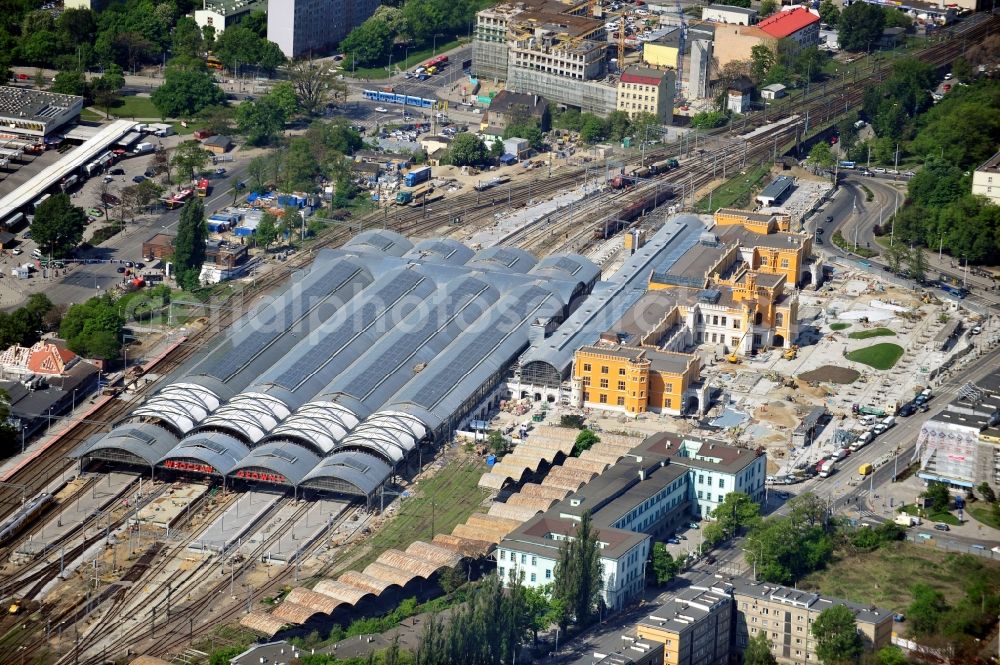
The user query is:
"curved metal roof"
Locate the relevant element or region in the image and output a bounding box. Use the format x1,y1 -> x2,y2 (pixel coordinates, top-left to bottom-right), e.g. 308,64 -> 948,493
187,256 -> 374,390
405,238 -> 475,266
467,245 -> 537,274
334,411 -> 427,465
518,216 -> 703,379
129,379 -> 232,436
79,423 -> 179,466
192,385 -> 299,444
343,229 -> 413,256
251,267 -> 440,400
300,451 -> 392,495
316,273 -> 500,415
529,253 -> 600,290
381,283 -> 566,432
264,400 -> 362,455
158,431 -> 251,475
229,442 -> 320,486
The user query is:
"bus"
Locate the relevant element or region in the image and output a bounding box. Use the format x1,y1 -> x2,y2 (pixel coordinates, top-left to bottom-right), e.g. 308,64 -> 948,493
206,55 -> 223,71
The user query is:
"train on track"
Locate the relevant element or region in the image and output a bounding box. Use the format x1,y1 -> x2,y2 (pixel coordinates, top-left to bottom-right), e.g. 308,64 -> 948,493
0,492 -> 54,545
610,157 -> 680,189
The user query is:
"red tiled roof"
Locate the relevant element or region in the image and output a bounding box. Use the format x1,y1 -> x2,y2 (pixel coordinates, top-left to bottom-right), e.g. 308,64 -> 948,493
620,71 -> 664,87
757,7 -> 819,39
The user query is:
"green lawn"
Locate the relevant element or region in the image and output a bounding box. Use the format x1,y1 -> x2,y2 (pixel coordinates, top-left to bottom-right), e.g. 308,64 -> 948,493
109,95 -> 162,119
899,504 -> 960,526
696,164 -> 771,213
848,327 -> 896,340
969,504 -> 1000,530
80,107 -> 104,122
831,230 -> 879,258
349,37 -> 469,80
321,453 -> 488,576
846,343 -> 904,370
801,542 -> 999,612
830,322 -> 852,331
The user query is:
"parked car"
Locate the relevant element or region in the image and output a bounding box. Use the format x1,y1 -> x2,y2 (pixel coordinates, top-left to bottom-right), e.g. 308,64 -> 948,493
933,523 -> 950,531
132,175 -> 146,183
144,168 -> 157,178
109,167 -> 125,175
116,266 -> 126,273
374,106 -> 388,113
11,248 -> 21,255
898,403 -> 916,417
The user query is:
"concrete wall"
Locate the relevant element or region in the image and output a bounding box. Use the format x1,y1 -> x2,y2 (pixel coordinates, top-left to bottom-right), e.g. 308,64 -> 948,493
714,25 -> 775,68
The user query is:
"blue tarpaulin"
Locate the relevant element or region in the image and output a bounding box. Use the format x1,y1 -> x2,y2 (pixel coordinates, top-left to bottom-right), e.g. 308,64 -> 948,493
499,153 -> 517,165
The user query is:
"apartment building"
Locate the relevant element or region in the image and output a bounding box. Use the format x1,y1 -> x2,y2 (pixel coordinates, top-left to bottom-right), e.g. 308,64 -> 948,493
636,587 -> 732,665
267,0 -> 380,58
498,435 -> 767,611
195,0 -> 264,35
617,66 -> 676,123
642,30 -> 683,69
726,579 -> 893,664
972,149 -> 1000,205
482,91 -> 550,138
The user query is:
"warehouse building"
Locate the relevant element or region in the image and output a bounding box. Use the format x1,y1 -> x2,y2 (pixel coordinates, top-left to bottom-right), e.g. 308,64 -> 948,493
0,87 -> 83,139
76,232 -> 601,503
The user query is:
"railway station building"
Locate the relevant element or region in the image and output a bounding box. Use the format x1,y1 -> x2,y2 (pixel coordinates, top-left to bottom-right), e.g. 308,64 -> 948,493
75,231 -> 602,504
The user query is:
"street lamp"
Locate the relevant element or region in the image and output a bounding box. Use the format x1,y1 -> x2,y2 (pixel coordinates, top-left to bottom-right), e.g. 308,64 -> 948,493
433,34 -> 443,56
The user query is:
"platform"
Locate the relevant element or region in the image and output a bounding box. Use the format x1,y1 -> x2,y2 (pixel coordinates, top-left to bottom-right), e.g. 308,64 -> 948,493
187,490 -> 281,554
247,499 -> 347,564
131,483 -> 208,530
15,472 -> 136,556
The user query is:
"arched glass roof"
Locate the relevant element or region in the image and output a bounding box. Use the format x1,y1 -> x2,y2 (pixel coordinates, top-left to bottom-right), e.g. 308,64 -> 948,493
334,411 -> 427,465
300,451 -> 392,495
405,238 -> 475,266
264,400 -> 362,455
158,431 -> 251,475
129,377 -> 232,436
467,245 -> 537,274
343,229 -> 413,256
76,423 -> 179,466
529,253 -> 600,290
193,385 -> 299,444
228,442 -> 320,486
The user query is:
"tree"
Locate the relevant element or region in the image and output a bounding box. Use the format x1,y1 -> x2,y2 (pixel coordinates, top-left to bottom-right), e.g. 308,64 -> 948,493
690,111 -> 728,129
173,198 -> 207,290
503,124 -> 544,151
905,245 -> 927,282
59,293 -> 124,360
579,114 -> 607,143
291,60 -> 347,116
172,16 -> 205,60
977,482 -> 996,504
758,0 -> 778,18
552,511 -> 604,630
255,212 -> 279,250
490,137 -> 504,158
448,133 -> 489,167
265,81 -> 299,119
651,543 -> 679,585
171,140 -> 211,180
572,429 -> 600,457
50,69 -> 88,97
819,0 -> 840,27
31,193 -> 86,258
921,481 -> 950,513
870,645 -> 909,665
705,492 -> 761,544
151,68 -> 225,118
721,0 -> 750,7
246,155 -> 274,192
236,96 -> 286,145
607,110 -> 631,141
907,583 -> 948,637
92,64 -> 125,116
745,494 -> 835,584
487,430 -> 510,456
744,630 -> 778,665
630,112 -> 661,145
952,56 -> 972,83
340,17 -> 393,66
278,137 -> 321,191
838,2 -> 885,52
884,242 -> 908,275
751,44 -> 776,84
812,604 -> 863,665
808,141 -> 836,169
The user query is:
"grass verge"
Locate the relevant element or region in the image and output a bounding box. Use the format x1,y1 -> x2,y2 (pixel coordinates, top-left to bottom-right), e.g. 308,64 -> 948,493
695,164 -> 771,213
109,95 -> 161,119
800,542 -> 999,612
846,342 -> 904,370
899,504 -> 960,526
80,107 -> 104,121
969,504 -> 1000,530
848,327 -> 896,339
830,322 -> 852,331
335,453 -> 487,575
831,229 -> 879,259
350,38 -> 468,80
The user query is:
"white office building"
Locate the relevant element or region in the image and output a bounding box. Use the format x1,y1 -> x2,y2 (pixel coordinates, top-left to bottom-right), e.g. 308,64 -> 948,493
267,0 -> 380,59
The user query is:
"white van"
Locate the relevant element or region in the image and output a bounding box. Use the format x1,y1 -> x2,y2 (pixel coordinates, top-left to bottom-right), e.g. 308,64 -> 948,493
859,414 -> 877,426
31,248 -> 43,259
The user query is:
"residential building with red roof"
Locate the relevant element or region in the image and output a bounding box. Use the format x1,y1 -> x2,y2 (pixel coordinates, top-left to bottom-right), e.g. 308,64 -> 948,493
714,7 -> 819,68
616,66 -> 676,123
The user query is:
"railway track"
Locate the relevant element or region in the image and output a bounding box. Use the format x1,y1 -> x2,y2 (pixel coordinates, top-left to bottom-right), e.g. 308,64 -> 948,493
0,12 -> 992,662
